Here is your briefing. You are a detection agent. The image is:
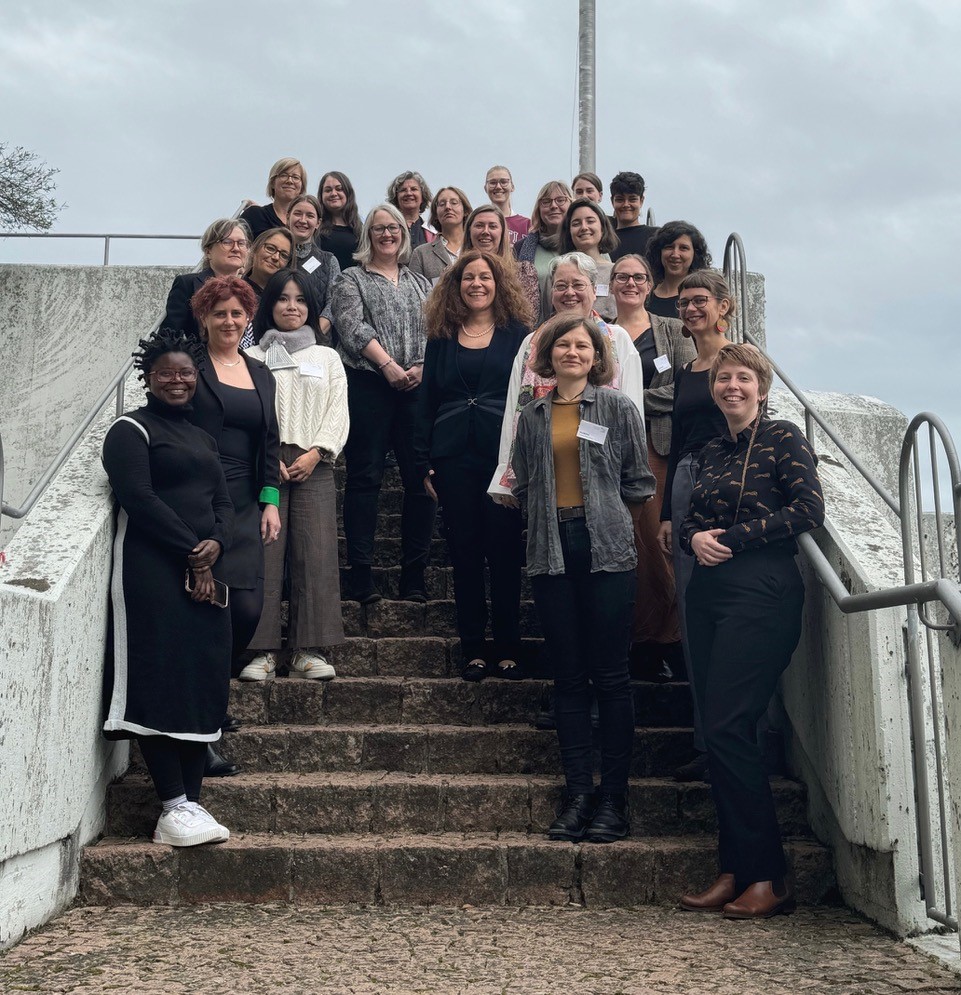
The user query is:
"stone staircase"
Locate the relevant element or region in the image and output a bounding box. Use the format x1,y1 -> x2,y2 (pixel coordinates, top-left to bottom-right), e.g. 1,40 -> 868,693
79,469 -> 836,908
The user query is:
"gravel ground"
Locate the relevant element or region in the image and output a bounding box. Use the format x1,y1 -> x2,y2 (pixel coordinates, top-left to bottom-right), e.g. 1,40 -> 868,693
1,904 -> 959,994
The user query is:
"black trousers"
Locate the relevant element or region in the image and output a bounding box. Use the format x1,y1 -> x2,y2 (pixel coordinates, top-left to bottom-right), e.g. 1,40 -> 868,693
343,368 -> 436,570
433,450 -> 524,662
531,518 -> 636,794
686,546 -> 804,889
138,736 -> 207,803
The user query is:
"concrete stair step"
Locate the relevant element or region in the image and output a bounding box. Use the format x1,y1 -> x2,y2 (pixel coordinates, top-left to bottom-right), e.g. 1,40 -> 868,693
105,772 -> 813,839
225,676 -> 694,728
338,570 -> 534,604
340,599 -> 541,638
130,725 -> 697,777
79,832 -> 835,908
337,537 -> 451,568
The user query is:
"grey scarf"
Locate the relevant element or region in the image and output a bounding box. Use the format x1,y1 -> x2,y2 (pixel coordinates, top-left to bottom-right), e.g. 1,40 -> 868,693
258,326 -> 316,370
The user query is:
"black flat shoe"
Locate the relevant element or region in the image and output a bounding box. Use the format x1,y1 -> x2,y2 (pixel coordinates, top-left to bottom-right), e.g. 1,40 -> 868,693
221,714 -> 242,734
399,565 -> 427,603
585,792 -> 630,842
346,567 -> 382,605
547,792 -> 595,842
204,745 -> 241,778
496,659 -> 523,681
461,659 -> 487,683
674,752 -> 710,783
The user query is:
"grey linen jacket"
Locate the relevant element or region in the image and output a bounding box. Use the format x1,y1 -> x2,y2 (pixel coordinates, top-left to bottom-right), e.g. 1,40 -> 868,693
331,265 -> 431,372
512,384 -> 655,576
645,314 -> 697,456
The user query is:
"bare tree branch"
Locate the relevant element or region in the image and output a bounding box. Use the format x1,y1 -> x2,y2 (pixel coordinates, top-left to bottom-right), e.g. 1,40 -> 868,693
0,143 -> 66,231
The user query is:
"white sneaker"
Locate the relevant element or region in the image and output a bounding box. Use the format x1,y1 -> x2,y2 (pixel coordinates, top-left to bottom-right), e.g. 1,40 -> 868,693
238,652 -> 277,681
289,650 -> 336,680
153,802 -> 230,847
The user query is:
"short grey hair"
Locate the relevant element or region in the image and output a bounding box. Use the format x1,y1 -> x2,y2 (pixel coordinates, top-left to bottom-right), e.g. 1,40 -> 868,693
354,203 -> 413,267
548,251 -> 598,288
201,218 -> 251,262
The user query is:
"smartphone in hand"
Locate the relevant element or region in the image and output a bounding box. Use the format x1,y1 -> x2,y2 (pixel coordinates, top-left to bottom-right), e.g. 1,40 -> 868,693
184,571 -> 230,608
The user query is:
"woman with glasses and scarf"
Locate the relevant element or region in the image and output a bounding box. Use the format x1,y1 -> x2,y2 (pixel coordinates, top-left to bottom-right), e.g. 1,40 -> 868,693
242,269 -> 349,680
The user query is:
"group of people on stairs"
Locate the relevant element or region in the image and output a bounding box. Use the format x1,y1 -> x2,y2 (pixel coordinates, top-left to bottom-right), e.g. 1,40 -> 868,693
100,158 -> 824,921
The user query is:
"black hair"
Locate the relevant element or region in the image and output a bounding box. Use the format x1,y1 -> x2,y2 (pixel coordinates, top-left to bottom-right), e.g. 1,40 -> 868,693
645,220 -> 713,285
610,171 -> 646,198
133,328 -> 205,384
251,268 -> 321,344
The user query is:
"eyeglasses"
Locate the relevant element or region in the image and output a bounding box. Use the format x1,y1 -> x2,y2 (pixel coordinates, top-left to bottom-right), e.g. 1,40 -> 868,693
371,224 -> 402,235
553,281 -> 590,293
277,171 -> 301,182
148,368 -> 198,383
218,238 -> 249,250
676,295 -> 717,312
486,179 -> 511,187
262,242 -> 291,262
613,273 -> 649,285
539,196 -> 570,207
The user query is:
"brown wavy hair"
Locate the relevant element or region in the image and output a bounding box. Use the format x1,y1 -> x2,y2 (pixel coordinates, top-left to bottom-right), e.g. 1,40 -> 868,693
424,249 -> 534,340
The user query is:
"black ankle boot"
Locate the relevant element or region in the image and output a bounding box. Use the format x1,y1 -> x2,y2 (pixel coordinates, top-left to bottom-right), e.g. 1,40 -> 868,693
586,792 -> 630,842
204,744 -> 241,778
399,564 -> 426,603
347,565 -> 381,605
548,792 -> 595,841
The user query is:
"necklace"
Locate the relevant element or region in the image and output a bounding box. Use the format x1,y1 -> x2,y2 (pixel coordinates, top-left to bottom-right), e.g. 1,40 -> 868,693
370,265 -> 399,286
209,350 -> 242,368
460,322 -> 494,339
555,389 -> 584,402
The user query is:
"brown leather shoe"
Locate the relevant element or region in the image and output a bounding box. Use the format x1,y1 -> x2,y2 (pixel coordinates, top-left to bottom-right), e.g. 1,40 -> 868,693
723,880 -> 796,919
678,873 -> 736,912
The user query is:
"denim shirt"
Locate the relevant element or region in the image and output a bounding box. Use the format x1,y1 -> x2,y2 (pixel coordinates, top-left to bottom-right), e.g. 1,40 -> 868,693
512,384 -> 655,576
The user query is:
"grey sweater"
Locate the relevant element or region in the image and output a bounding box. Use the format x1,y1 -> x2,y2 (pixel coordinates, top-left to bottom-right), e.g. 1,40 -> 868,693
512,384 -> 655,576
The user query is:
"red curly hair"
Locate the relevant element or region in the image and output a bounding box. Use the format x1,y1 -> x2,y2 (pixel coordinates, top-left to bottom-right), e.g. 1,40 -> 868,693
190,275 -> 258,331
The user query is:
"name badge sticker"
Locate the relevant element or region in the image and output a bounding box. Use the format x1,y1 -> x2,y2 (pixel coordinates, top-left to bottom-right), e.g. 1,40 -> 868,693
576,421 -> 609,445
595,283 -> 609,297
653,354 -> 671,374
302,255 -> 321,274
300,363 -> 326,378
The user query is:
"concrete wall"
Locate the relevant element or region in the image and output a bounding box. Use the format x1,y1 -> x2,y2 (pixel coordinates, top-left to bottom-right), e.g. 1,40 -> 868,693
0,264 -> 180,547
0,376 -> 143,949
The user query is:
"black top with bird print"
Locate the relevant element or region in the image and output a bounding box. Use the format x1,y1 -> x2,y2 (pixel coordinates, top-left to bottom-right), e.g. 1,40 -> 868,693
679,418 -> 824,555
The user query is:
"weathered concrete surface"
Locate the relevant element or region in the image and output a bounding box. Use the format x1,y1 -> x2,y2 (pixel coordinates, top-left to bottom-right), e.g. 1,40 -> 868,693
0,264 -> 179,546
0,377 -> 141,948
1,904 -> 959,995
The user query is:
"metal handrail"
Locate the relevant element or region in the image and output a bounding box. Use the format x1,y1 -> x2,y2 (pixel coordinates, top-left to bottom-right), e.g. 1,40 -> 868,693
722,233 -> 900,517
1,232 -> 199,265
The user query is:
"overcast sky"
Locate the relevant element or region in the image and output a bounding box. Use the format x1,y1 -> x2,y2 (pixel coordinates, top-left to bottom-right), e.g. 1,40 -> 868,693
3,0 -> 960,463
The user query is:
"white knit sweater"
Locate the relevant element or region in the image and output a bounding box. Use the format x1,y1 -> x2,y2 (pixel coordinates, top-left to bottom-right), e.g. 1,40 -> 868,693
245,343 -> 350,458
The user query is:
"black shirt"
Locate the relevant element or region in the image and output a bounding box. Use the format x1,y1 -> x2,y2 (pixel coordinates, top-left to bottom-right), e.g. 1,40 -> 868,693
633,327 -> 657,390
679,418 -> 824,555
611,224 -> 658,262
660,364 -> 728,521
240,203 -> 284,239
320,225 -> 359,271
647,291 -> 679,319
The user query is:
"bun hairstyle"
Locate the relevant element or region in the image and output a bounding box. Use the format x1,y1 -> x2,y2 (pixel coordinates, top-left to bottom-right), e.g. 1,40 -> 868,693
133,328 -> 205,384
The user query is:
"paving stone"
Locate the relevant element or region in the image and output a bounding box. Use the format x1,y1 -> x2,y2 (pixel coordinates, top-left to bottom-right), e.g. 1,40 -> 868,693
5,905 -> 959,995
378,837 -> 507,905
377,637 -> 449,677
324,637 -> 378,676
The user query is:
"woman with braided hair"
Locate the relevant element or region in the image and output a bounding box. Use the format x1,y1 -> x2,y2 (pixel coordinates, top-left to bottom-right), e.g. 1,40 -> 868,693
101,328 -> 235,847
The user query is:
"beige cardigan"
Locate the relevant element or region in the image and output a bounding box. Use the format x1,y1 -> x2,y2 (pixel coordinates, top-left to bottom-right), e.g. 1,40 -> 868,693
643,314 -> 697,456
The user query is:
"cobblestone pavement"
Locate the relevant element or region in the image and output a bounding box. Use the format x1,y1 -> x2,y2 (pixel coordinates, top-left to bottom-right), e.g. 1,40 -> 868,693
1,904 -> 958,994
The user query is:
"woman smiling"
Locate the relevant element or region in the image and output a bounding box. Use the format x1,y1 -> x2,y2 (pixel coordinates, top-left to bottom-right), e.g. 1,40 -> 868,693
287,194 -> 341,344
240,158 -> 307,238
410,186 -> 472,283
558,198 -> 620,321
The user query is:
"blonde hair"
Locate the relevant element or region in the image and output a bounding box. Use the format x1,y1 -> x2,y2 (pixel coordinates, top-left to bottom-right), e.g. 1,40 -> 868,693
267,158 -> 307,199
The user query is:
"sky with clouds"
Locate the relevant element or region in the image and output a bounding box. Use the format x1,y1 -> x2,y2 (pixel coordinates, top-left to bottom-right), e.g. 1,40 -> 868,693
2,0 -> 960,454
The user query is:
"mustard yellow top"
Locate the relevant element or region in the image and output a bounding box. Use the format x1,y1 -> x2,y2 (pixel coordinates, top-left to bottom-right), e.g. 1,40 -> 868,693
551,398 -> 584,508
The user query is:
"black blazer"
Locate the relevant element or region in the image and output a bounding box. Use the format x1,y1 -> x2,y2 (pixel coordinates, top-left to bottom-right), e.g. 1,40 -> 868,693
414,317 -> 529,479
186,353 -> 281,496
161,267 -> 213,339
